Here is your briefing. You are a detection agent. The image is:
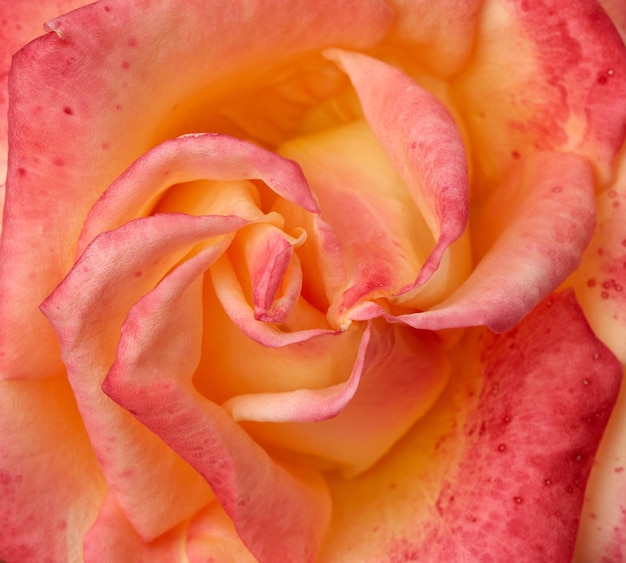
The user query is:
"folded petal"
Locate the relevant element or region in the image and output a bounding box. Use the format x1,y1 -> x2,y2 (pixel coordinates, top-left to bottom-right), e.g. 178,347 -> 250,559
392,151 -> 596,332
326,49 -> 469,291
568,148 -> 626,363
102,245 -> 331,562
320,290 -> 622,561
41,214 -> 250,540
0,0 -> 392,381
0,377 -> 105,562
78,134 -> 320,255
239,320 -> 449,476
455,0 -> 626,199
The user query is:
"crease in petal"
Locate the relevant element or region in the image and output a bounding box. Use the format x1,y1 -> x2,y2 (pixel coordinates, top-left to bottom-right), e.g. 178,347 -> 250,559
320,290 -> 622,561
325,49 -> 470,292
40,214 -> 249,540
78,134 -> 320,255
102,251 -> 332,562
222,324 -> 370,423
394,151 -> 596,332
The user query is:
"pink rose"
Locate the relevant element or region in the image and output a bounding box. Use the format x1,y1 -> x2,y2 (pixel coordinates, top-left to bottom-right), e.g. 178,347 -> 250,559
1,1 -> 625,561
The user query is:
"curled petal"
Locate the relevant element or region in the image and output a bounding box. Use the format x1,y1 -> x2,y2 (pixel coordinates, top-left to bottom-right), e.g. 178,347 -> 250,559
325,49 -> 469,290
41,214 -> 247,540
103,246 -> 331,561
392,151 -> 596,332
320,291 -> 622,561
0,0 -> 392,381
79,134 -> 320,255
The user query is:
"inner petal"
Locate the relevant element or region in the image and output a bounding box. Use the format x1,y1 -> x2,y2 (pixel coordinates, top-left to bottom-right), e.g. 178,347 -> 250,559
278,119 -> 435,325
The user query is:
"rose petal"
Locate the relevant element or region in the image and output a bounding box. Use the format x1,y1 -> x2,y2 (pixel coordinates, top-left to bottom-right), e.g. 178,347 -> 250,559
383,0 -> 481,77
102,250 -> 331,562
387,151 -> 596,332
0,0 -> 392,381
41,214 -> 249,540
454,0 -> 626,200
320,290 -> 622,561
239,320 -> 450,476
568,147 -> 626,363
0,377 -> 105,562
78,134 -> 320,256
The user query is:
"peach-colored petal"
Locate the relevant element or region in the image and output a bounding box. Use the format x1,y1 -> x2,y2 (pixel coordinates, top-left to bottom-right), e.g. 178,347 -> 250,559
326,49 -> 469,293
102,248 -> 331,562
78,134 -> 320,255
240,320 -> 450,476
0,0 -> 392,381
388,151 -> 596,332
455,0 -> 626,200
210,254 -> 335,347
569,145 -> 626,363
41,214 -> 249,541
320,291 -> 622,561
0,377 -> 105,562
383,0 -> 481,77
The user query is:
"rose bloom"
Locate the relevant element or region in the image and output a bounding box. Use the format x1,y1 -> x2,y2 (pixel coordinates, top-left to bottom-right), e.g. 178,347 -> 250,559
1,0 -> 626,561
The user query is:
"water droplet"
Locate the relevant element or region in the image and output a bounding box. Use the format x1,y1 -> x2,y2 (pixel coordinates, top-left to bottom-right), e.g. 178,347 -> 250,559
491,384 -> 499,395
514,497 -> 523,504
545,479 -> 552,486
603,281 -> 611,289
583,379 -> 590,385
498,444 -> 506,452
587,278 -> 597,287
601,291 -> 610,299
608,69 -> 615,76
551,186 -> 563,193
593,353 -> 600,360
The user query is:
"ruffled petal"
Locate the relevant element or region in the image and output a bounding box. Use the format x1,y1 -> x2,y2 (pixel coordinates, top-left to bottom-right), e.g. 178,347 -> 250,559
389,151 -> 596,332
0,0 -> 392,381
320,291 -> 622,561
454,0 -> 626,199
102,247 -> 331,562
41,214 -> 249,541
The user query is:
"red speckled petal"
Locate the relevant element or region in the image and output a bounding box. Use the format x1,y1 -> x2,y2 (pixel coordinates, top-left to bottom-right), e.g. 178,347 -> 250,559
391,151 -> 596,333
600,0 -> 626,42
78,134 -> 320,256
0,0 -> 392,381
319,290 -> 622,561
575,366 -> 626,562
0,0 -> 88,187
41,214 -> 250,541
455,0 -> 626,200
327,49 -> 469,292
239,320 -> 450,477
384,0 -> 481,77
569,146 -> 626,364
102,250 -> 331,562
0,377 -> 105,563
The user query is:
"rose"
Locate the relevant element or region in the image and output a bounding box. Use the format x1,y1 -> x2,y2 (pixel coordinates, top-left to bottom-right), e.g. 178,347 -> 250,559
1,1 -> 625,561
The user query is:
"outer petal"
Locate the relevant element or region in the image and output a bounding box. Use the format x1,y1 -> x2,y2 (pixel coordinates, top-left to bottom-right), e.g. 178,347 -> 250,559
0,377 -> 105,563
102,244 -> 331,562
0,0 -> 392,381
0,0 -> 88,189
569,145 -> 626,363
384,152 -> 596,332
41,214 -> 248,541
454,0 -> 626,200
319,291 -> 622,562
383,0 -> 481,77
599,0 -> 626,42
